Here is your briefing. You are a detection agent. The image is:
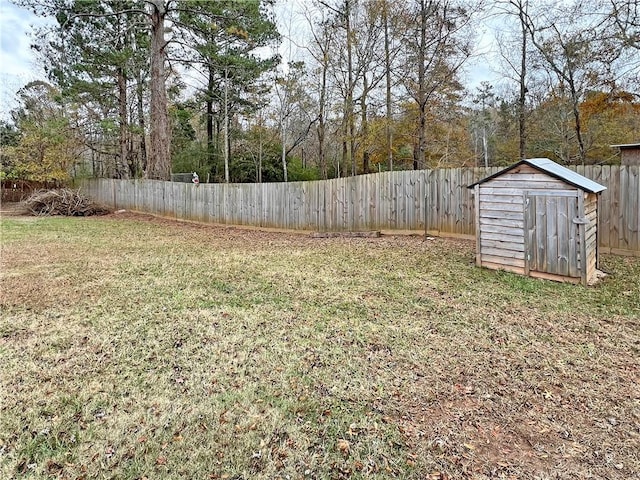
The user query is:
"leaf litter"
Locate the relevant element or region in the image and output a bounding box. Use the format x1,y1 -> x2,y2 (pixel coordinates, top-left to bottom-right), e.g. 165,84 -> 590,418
0,211 -> 638,479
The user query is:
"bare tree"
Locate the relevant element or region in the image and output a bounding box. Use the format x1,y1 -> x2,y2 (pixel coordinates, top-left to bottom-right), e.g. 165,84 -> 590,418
273,62 -> 316,182
146,0 -> 170,180
379,0 -> 403,171
317,0 -> 358,176
523,1 -> 620,164
608,0 -> 640,50
495,0 -> 530,160
399,0 -> 475,169
305,9 -> 335,179
353,0 -> 387,174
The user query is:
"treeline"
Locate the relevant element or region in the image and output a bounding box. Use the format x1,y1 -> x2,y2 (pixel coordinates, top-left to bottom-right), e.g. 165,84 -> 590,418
0,0 -> 639,185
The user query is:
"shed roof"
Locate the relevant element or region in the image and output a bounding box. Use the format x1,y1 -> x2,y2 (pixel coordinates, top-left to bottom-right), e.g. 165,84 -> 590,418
610,143 -> 640,149
467,158 -> 606,193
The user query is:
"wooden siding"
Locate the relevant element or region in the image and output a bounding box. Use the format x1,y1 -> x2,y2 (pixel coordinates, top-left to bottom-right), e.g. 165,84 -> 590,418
574,165 -> 640,256
584,192 -> 598,284
621,149 -> 640,166
476,165 -> 570,272
82,165 -> 640,255
523,192 -> 582,279
475,163 -> 602,284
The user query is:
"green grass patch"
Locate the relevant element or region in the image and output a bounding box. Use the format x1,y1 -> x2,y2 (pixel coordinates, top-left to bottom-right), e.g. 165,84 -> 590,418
1,214 -> 638,479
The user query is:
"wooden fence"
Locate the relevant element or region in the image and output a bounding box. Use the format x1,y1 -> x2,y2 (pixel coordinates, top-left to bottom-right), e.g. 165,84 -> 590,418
82,165 -> 640,256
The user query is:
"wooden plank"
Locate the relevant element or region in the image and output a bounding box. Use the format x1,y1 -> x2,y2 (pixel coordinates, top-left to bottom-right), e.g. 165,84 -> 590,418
522,189 -> 579,197
487,180 -> 570,190
578,193 -> 587,286
464,168 -> 476,235
480,255 -> 525,268
479,202 -> 523,212
479,209 -> 524,220
493,172 -> 567,182
620,166 -> 630,249
478,194 -> 523,204
478,187 -> 526,196
480,239 -> 524,251
568,196 -> 579,277
628,166 -> 639,253
611,166 -> 621,251
556,196 -> 570,276
529,271 -> 580,284
598,166 -> 611,250
416,170 -> 426,232
600,247 -> 640,257
535,196 -> 547,272
481,261 -> 526,275
455,168 -> 464,234
546,196 -> 559,274
433,169 -> 441,233
480,247 -> 525,259
474,184 -> 481,266
585,200 -> 597,214
479,216 -> 524,229
478,224 -> 524,236
524,194 -> 533,274
480,231 -> 524,243
441,168 -> 451,233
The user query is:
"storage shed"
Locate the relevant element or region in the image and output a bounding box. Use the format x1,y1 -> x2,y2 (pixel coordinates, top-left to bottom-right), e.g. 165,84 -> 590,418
468,158 -> 606,285
610,143 -> 640,166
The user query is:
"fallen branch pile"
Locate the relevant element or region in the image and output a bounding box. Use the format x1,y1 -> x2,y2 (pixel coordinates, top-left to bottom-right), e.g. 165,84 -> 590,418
24,189 -> 111,216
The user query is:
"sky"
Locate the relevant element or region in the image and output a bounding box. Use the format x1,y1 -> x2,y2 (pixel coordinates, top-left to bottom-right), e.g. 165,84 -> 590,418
0,0 -> 53,120
0,0 -> 500,122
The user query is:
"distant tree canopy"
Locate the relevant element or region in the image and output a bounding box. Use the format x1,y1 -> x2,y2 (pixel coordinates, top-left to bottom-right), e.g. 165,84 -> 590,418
3,0 -> 639,184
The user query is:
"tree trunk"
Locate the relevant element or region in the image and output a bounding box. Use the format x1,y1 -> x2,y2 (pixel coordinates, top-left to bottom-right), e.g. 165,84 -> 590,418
117,66 -> 129,179
361,75 -> 370,174
318,51 -> 327,180
281,119 -> 288,182
258,114 -> 263,183
569,78 -> 586,164
342,103 -> 348,178
345,0 -> 355,176
207,65 -> 215,169
147,0 -> 170,180
414,0 -> 428,170
482,125 -> 488,167
223,65 -> 230,182
518,0 -> 527,160
135,71 -> 147,176
384,3 -> 393,172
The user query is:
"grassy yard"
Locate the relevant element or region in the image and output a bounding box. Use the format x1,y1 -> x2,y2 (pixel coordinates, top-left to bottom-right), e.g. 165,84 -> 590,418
1,212 -> 638,480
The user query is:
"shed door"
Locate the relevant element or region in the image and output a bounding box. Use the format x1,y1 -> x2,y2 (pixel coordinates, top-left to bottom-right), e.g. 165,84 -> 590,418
524,191 -> 582,278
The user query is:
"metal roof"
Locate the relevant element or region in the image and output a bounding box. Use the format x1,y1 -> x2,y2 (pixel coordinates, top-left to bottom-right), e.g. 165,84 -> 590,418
610,143 -> 640,149
467,158 -> 607,193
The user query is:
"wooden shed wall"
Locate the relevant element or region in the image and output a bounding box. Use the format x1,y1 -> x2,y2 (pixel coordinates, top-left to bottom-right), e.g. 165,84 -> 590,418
621,149 -> 640,166
584,192 -> 598,284
476,164 -> 569,275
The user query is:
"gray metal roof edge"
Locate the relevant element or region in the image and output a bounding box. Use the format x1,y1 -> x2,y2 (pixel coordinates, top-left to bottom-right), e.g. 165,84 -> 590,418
610,143 -> 640,148
467,158 -> 607,193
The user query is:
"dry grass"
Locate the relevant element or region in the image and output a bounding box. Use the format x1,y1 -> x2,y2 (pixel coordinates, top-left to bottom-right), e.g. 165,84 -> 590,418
1,212 -> 639,480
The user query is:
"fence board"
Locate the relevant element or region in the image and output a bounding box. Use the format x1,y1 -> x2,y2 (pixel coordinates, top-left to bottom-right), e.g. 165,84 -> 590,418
83,165 -> 640,254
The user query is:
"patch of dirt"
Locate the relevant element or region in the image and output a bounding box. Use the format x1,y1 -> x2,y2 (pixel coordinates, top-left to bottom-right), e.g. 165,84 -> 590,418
392,390 -> 560,478
102,209 -> 458,250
